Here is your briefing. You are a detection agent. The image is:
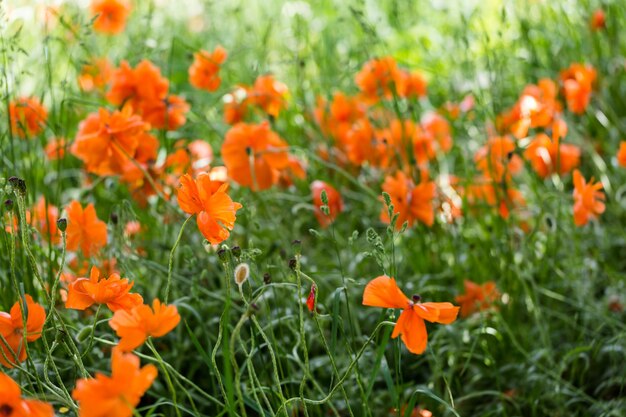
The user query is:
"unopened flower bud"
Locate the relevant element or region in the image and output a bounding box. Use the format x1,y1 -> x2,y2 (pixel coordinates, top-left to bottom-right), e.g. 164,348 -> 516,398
288,258 -> 297,271
4,199 -> 14,212
217,247 -> 229,262
56,218 -> 67,232
263,272 -> 271,284
231,246 -> 241,258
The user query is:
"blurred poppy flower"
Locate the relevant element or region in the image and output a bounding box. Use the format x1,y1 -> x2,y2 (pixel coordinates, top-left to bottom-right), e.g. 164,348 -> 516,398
189,46 -> 227,92
109,299 -> 180,351
223,86 -> 250,125
65,201 -> 108,258
0,372 -> 54,415
572,169 -> 605,226
311,180 -> 343,227
71,106 -> 150,177
363,276 -> 459,354
221,121 -> 290,190
177,173 -> 242,244
0,295 -> 46,368
590,9 -> 605,31
140,94 -> 190,131
474,136 -> 522,182
560,63 -> 596,115
72,348 -> 157,417
381,171 -> 435,228
617,141 -> 626,167
523,120 -> 580,178
355,56 -> 400,103
32,197 -> 60,244
90,0 -> 131,35
9,97 -> 48,138
455,280 -> 500,317
78,58 -> 113,92
249,74 -> 288,117
44,138 -> 67,160
65,266 -> 142,312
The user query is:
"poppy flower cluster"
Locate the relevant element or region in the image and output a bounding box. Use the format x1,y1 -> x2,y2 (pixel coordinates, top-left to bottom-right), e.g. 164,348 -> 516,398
223,74 -> 289,124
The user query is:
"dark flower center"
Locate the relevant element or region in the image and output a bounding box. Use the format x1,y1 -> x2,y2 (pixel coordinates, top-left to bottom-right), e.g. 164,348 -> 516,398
0,404 -> 13,416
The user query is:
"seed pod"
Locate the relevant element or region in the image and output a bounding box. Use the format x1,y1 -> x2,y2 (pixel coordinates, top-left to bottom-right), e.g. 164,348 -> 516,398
234,263 -> 250,288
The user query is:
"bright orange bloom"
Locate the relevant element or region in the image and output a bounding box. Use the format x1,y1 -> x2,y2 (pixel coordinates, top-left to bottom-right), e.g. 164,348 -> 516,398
590,9 -> 606,31
0,295 -> 46,368
65,266 -> 142,312
617,142 -> 626,168
32,197 -> 60,244
221,122 -> 290,190
381,171 -> 435,228
466,179 -> 526,220
311,180 -> 343,228
524,120 -> 580,178
223,86 -> 250,125
560,63 -> 596,115
248,75 -> 289,117
106,60 -> 169,110
65,201 -> 108,258
72,348 -> 157,417
363,276 -> 459,354
572,169 -> 605,226
90,0 -> 131,35
455,280 -> 500,317
140,94 -> 190,131
474,136 -> 523,182
396,70 -> 428,99
355,56 -> 400,103
9,97 -> 48,138
44,138 -> 66,160
109,299 -> 180,351
0,372 -> 54,416
421,112 -> 453,154
177,173 -> 242,244
71,106 -> 150,176
189,46 -> 227,92
344,118 -> 376,167
78,58 -> 113,92
314,92 -> 366,147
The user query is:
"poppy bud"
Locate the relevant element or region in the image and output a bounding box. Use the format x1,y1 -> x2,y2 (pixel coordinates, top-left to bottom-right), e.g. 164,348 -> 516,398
76,326 -> 92,343
4,199 -> 13,212
288,258 -> 297,271
57,218 -> 67,232
231,246 -> 241,258
234,263 -> 250,288
263,272 -> 271,284
217,247 -> 229,262
110,213 -> 118,225
306,284 -> 317,312
203,240 -> 213,253
292,239 -> 301,255
8,176 -> 26,195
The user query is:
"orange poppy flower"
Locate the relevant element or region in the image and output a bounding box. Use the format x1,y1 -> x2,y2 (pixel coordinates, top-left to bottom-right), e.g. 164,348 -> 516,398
223,86 -> 250,125
455,280 -> 500,317
421,112 -> 453,154
617,141 -> 626,168
109,299 -> 180,351
221,121 -> 290,190
71,106 -> 149,177
0,372 -> 54,416
249,74 -> 289,117
523,121 -> 580,178
65,201 -> 108,258
560,63 -> 596,115
189,46 -> 227,92
140,94 -> 190,131
177,173 -> 242,244
32,197 -> 60,244
363,276 -> 459,354
311,180 -> 343,228
106,60 -> 169,110
590,9 -> 605,31
344,118 -> 376,167
65,266 -> 142,312
381,171 -> 436,229
78,58 -> 113,92
466,179 -> 526,220
474,136 -> 523,182
9,97 -> 48,138
44,138 -> 66,160
572,169 -> 605,226
314,92 -> 366,148
396,70 -> 428,99
90,0 -> 131,35
0,295 -> 46,368
355,56 -> 400,103
72,347 -> 157,417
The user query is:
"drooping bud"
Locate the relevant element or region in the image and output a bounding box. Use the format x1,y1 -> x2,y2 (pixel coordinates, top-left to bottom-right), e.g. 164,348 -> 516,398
231,246 -> 241,258
306,284 -> 317,312
57,218 -> 67,232
263,272 -> 271,284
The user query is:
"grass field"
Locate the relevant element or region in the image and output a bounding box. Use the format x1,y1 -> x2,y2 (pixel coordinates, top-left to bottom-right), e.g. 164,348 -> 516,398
1,0 -> 626,416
